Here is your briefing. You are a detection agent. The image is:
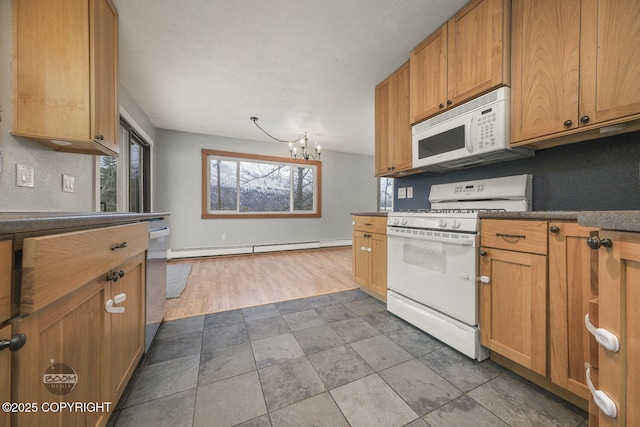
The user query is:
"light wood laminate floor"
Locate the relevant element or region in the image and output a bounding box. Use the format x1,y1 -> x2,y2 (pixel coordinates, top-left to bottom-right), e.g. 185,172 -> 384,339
165,247 -> 359,321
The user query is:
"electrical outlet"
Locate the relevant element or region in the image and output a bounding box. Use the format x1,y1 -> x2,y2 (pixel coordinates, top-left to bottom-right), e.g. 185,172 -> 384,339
62,175 -> 75,193
222,234 -> 227,241
16,164 -> 34,187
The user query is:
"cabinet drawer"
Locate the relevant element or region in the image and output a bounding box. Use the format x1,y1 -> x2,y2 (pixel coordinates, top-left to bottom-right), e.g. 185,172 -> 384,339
352,216 -> 387,234
21,222 -> 148,313
481,219 -> 548,255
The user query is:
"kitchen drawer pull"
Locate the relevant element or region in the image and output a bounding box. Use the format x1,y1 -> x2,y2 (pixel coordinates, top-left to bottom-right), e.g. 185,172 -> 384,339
585,363 -> 617,419
585,314 -> 620,352
363,223 -> 373,226
496,233 -> 526,239
111,242 -> 128,250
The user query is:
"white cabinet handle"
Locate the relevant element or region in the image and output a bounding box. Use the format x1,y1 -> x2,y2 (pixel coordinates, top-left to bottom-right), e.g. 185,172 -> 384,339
360,246 -> 367,251
585,314 -> 620,352
585,363 -> 617,419
479,276 -> 490,284
105,293 -> 127,314
367,247 -> 371,252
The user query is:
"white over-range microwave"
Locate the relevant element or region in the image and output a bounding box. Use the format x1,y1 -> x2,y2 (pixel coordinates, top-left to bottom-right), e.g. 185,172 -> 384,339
412,87 -> 533,172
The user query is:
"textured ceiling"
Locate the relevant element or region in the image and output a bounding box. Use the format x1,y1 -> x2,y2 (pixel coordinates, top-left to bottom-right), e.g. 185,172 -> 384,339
113,0 -> 468,155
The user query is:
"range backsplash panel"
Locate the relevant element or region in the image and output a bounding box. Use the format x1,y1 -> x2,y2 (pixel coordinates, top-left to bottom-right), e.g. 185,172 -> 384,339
394,130 -> 640,211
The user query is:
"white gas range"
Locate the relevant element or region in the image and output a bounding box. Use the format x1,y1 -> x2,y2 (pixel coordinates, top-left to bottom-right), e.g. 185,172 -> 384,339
386,174 -> 532,360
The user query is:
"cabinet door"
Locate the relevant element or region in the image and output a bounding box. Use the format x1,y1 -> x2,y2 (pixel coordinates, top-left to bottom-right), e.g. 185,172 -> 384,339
92,0 -> 119,154
447,0 -> 510,106
511,0 -> 581,142
0,324 -> 11,427
389,63 -> 412,172
409,24 -> 448,124
597,231 -> 640,427
352,232 -> 370,287
0,241 -> 12,323
13,277 -> 110,427
12,0 -> 91,142
549,223 -> 597,400
369,233 -> 387,299
480,247 -> 547,375
107,252 -> 145,401
580,0 -> 640,126
375,78 -> 392,176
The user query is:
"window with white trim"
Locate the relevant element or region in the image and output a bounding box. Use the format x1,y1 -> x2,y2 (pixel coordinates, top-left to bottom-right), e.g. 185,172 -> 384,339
202,150 -> 321,218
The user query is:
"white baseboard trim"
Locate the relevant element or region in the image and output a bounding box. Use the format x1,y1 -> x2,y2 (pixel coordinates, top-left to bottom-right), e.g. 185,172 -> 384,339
320,239 -> 352,248
168,239 -> 353,260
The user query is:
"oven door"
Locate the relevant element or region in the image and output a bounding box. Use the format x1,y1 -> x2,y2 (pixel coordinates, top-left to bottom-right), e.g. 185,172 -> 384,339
387,229 -> 478,325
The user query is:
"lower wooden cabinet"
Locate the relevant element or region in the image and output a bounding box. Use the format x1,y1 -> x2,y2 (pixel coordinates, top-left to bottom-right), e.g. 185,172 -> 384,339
590,230 -> 640,426
479,246 -> 548,375
352,216 -> 387,302
107,253 -> 146,400
480,219 -> 597,409
548,222 -> 598,400
13,277 -> 112,427
10,224 -> 147,427
0,324 -> 12,427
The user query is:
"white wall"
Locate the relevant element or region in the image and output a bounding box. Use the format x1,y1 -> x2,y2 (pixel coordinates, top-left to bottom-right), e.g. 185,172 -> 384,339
0,1 -> 94,211
154,129 -> 377,252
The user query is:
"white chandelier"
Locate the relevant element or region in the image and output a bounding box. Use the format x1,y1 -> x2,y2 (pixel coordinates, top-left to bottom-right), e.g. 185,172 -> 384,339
250,117 -> 321,161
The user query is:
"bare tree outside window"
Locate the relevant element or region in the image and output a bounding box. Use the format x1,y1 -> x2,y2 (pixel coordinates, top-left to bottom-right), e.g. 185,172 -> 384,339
210,159 -> 238,211
293,166 -> 314,211
202,149 -> 321,219
379,177 -> 393,212
239,162 -> 290,212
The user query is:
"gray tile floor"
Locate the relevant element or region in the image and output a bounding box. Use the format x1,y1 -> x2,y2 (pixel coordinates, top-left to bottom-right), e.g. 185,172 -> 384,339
109,289 -> 588,427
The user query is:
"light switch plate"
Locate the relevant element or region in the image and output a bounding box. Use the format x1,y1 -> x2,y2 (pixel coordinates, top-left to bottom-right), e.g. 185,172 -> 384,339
398,187 -> 407,199
16,164 -> 34,187
62,175 -> 75,193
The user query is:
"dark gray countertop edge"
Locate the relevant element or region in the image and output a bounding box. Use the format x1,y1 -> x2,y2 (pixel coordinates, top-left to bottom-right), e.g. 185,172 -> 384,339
351,212 -> 389,217
577,211 -> 640,233
0,212 -> 170,235
478,211 -> 580,220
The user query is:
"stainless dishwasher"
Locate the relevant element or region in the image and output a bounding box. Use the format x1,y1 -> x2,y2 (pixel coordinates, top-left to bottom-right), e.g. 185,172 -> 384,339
147,217 -> 170,352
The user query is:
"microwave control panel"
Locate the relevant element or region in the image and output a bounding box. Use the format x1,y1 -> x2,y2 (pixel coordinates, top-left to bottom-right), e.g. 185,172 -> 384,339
475,103 -> 503,152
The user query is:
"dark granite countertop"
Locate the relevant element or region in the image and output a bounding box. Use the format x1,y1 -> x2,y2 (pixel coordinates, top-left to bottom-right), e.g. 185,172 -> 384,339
578,211 -> 640,233
351,212 -> 389,217
0,211 -> 169,235
479,211 -> 580,220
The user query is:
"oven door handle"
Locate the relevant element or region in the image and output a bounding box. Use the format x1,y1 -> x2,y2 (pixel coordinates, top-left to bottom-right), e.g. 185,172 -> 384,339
413,236 -> 475,246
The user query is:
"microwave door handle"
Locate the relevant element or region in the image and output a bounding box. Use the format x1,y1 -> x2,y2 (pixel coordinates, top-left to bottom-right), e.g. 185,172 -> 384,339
465,115 -> 474,153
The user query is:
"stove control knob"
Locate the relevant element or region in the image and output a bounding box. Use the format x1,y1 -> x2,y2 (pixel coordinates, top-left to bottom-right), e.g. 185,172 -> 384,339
401,218 -> 408,226
452,220 -> 461,229
393,218 -> 399,225
438,219 -> 447,228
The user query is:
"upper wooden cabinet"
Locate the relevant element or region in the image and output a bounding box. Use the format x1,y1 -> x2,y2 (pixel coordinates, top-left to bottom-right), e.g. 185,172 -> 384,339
511,0 -> 640,146
410,0 -> 511,124
375,62 -> 412,177
12,0 -> 119,156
